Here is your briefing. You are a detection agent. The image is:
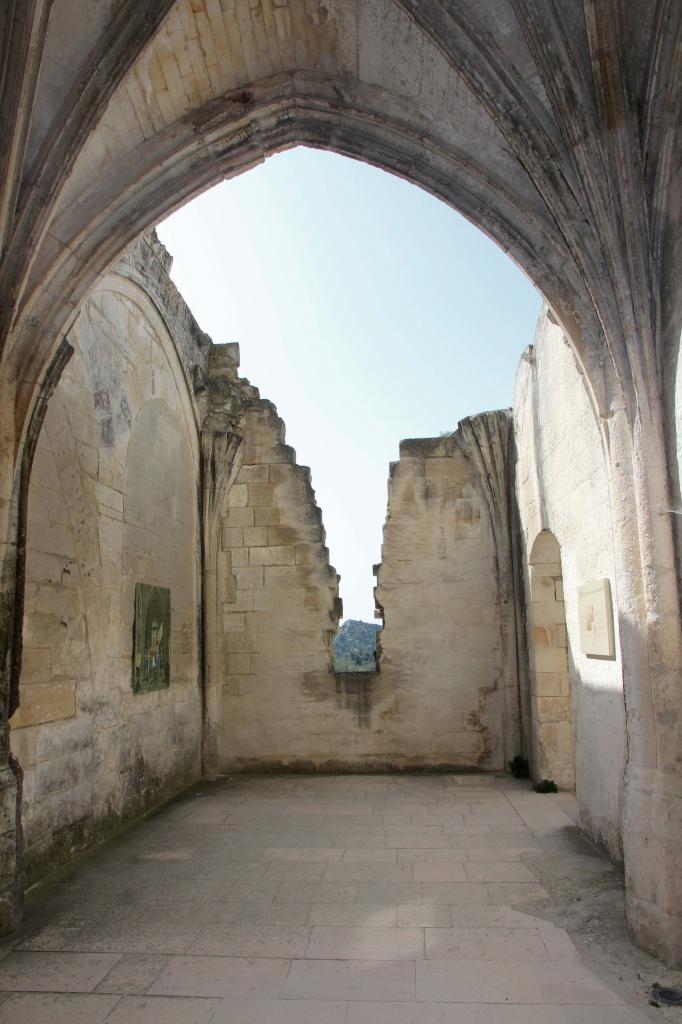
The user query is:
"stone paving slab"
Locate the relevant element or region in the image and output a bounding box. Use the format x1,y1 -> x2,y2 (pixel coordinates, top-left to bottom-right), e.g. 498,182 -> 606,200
1,773 -> 664,1022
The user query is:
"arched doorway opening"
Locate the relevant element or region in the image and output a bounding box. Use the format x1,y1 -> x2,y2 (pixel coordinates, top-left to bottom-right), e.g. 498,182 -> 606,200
527,530 -> 574,791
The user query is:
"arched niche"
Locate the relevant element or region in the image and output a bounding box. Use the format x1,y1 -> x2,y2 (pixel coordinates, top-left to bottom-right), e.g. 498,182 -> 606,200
527,529 -> 575,791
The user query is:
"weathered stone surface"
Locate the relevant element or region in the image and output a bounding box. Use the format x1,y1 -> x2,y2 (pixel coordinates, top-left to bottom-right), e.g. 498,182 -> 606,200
217,400 -> 341,770
0,0 -> 681,965
9,252 -> 203,882
375,434 -> 504,770
514,312 -> 624,846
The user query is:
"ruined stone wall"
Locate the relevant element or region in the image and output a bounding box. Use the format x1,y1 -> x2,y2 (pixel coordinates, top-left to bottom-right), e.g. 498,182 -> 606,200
375,436 -> 505,769
513,307 -> 626,862
217,401 -> 342,770
7,244 -> 628,881
214,418 -> 508,771
10,265 -> 202,879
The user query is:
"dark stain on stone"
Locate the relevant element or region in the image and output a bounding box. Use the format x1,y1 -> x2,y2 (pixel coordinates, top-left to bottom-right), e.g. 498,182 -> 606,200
301,671 -> 376,727
306,2 -> 328,25
93,389 -> 110,412
118,394 -> 132,430
99,417 -> 114,447
229,759 -> 493,774
334,672 -> 376,727
468,684 -> 498,767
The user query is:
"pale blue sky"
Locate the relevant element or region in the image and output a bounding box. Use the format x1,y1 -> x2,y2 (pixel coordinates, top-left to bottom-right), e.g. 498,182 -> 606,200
157,147 -> 541,621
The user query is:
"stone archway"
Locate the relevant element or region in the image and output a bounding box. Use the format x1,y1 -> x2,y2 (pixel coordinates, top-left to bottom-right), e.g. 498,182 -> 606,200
0,1 -> 680,963
527,530 -> 575,792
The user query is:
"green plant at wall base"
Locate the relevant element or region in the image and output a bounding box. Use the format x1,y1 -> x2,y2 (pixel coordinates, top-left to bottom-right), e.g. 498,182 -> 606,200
508,755 -> 529,778
533,779 -> 558,793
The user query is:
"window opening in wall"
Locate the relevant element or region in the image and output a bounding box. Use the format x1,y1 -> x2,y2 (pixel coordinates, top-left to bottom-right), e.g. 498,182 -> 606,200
333,619 -> 380,673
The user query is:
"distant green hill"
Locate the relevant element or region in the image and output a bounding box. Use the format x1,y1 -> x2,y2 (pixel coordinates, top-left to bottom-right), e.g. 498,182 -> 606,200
333,619 -> 380,672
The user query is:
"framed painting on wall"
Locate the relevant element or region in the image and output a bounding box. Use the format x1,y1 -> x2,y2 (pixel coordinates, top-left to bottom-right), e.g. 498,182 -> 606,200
578,578 -> 615,658
133,583 -> 171,693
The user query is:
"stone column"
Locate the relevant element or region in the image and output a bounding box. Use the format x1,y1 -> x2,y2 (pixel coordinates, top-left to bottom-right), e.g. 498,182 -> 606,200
609,392 -> 682,965
0,340 -> 73,931
0,444 -> 24,931
456,410 -> 529,768
197,343 -> 258,775
200,430 -> 243,776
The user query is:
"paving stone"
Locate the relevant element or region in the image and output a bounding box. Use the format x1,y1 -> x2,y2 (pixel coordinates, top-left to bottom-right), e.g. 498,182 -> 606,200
323,862 -> 414,882
559,1009 -> 650,1023
276,882 -> 358,904
342,848 -> 398,862
5,775 -> 651,1022
398,849 -> 468,862
346,1003 -> 494,1023
73,920 -> 203,954
17,923 -> 83,950
397,903 -> 452,928
263,848 -> 343,862
95,954 -> 170,994
424,927 -> 549,961
283,959 -> 416,1001
384,835 -> 453,849
464,848 -> 527,862
0,951 -> 121,992
236,903 -> 312,926
489,1007 -> 564,1023
189,925 -> 310,957
529,964 -> 623,1005
416,961 -> 543,1003
464,863 -> 537,883
210,999 -> 347,1023
356,882 -> 422,904
0,992 -> 120,1023
448,906 -> 547,929
414,863 -> 468,882
308,904 -> 397,926
148,955 -> 291,998
262,862 -> 327,881
422,883 -> 490,905
540,927 -> 581,962
103,994 -> 219,1023
306,925 -> 424,960
486,883 -> 548,904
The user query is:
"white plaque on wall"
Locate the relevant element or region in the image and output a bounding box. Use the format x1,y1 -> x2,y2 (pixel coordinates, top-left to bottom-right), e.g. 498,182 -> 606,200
578,578 -> 615,658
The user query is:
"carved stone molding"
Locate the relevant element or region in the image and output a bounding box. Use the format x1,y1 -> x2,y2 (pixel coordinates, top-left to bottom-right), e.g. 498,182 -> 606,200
455,409 -> 529,765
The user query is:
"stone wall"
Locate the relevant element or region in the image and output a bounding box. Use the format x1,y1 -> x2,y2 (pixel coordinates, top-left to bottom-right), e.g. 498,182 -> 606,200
217,401 -> 342,770
375,436 -> 505,769
4,0 -> 680,964
10,261 -> 202,880
7,247 -> 628,886
514,307 -> 626,862
213,420 -> 508,772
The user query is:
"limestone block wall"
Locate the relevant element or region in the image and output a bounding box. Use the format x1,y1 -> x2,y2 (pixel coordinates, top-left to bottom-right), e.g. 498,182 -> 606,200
514,307 -> 625,861
10,267 -> 202,880
217,400 -> 342,769
216,420 -> 507,772
374,437 -> 505,769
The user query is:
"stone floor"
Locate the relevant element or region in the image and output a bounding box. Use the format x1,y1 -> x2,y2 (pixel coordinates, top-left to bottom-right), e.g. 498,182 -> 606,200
0,773 -> 678,1023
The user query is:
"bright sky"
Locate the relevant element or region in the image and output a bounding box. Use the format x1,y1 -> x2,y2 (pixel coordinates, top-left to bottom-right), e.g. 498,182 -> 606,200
157,147 -> 541,622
